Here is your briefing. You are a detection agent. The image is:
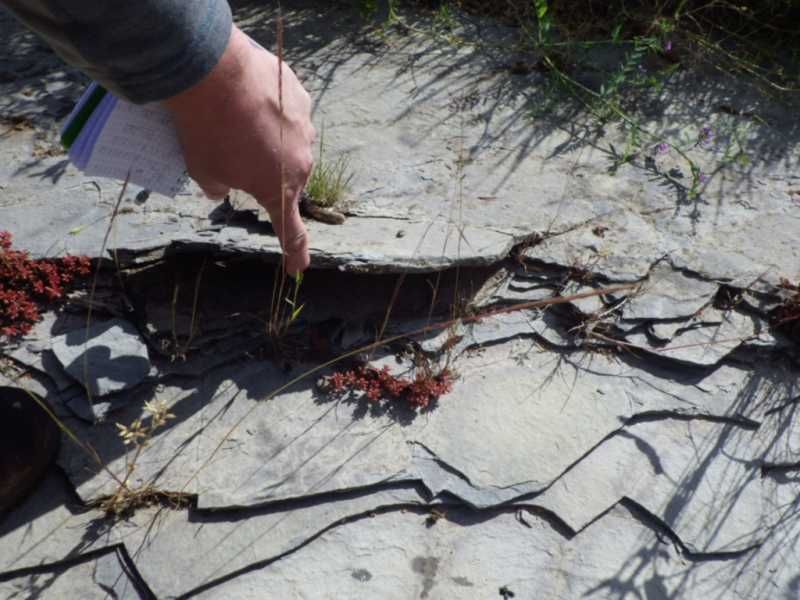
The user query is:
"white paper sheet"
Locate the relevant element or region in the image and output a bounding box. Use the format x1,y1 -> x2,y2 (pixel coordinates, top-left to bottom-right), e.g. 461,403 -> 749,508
63,86 -> 189,197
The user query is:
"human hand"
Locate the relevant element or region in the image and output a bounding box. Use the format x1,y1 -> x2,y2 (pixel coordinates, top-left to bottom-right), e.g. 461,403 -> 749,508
163,26 -> 315,274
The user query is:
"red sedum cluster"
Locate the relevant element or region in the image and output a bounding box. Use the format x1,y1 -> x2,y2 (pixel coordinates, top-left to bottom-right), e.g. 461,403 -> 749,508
327,364 -> 453,409
0,231 -> 91,337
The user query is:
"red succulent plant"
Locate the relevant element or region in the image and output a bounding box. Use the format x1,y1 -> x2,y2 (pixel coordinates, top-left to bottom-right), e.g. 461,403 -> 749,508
0,231 -> 91,337
325,364 -> 453,409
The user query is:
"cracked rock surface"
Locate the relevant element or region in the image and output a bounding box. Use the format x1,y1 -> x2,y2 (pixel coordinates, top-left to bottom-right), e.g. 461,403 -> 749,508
2,1 -> 800,599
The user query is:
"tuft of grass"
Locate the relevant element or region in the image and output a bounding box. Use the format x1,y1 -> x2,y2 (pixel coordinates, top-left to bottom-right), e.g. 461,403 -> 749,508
305,153 -> 354,208
93,485 -> 192,518
269,269 -> 305,341
168,257 -> 207,362
304,122 -> 354,209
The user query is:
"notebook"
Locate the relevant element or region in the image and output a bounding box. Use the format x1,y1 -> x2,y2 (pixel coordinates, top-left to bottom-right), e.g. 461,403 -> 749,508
60,82 -> 189,197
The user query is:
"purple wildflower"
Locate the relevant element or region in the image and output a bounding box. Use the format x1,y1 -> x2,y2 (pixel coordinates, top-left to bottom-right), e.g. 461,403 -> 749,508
664,40 -> 673,53
698,172 -> 709,184
655,142 -> 670,155
699,126 -> 714,146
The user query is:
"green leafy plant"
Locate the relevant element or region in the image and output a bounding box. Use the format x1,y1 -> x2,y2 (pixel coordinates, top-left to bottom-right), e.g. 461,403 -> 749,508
269,267 -> 307,343
534,0 -> 553,44
285,271 -> 305,325
358,0 -> 399,23
358,0 -> 378,18
433,2 -> 456,30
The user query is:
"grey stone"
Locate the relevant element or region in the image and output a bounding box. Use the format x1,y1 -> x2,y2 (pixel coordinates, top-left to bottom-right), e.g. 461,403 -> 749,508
100,486 -> 426,599
3,4 -> 797,282
0,473 -> 150,599
0,474 -> 98,570
57,359 -> 415,507
0,471 -> 425,599
3,311 -> 85,391
623,261 -> 719,320
535,416 -> 767,553
51,318 -> 150,398
188,502 -> 753,600
0,553 -> 147,600
425,309 -> 549,355
3,2 -> 800,598
621,308 -> 774,367
56,316 -> 789,531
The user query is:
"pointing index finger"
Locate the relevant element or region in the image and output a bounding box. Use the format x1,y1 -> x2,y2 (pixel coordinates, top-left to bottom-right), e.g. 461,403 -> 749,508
259,187 -> 310,275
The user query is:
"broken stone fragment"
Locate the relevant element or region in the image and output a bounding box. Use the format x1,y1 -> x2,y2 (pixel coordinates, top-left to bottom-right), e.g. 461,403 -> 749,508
622,261 -> 719,320
51,318 -> 150,397
299,193 -> 347,224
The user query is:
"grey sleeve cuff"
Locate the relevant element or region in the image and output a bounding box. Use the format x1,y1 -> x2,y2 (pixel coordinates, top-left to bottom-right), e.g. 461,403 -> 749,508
1,0 -> 233,104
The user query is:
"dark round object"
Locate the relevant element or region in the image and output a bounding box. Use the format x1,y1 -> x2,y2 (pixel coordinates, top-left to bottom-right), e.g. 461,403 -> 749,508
0,387 -> 61,514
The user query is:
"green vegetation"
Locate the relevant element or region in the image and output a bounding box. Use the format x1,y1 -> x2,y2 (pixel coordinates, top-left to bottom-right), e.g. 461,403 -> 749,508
356,0 -> 798,201
360,0 -> 799,103
305,155 -> 354,208
305,143 -> 354,208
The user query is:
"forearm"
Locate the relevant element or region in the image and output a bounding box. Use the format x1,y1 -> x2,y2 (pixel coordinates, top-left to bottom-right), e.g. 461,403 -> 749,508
1,0 -> 232,103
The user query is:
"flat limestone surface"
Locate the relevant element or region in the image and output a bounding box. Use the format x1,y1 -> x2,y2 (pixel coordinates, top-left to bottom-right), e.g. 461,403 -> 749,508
2,1 -> 799,599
